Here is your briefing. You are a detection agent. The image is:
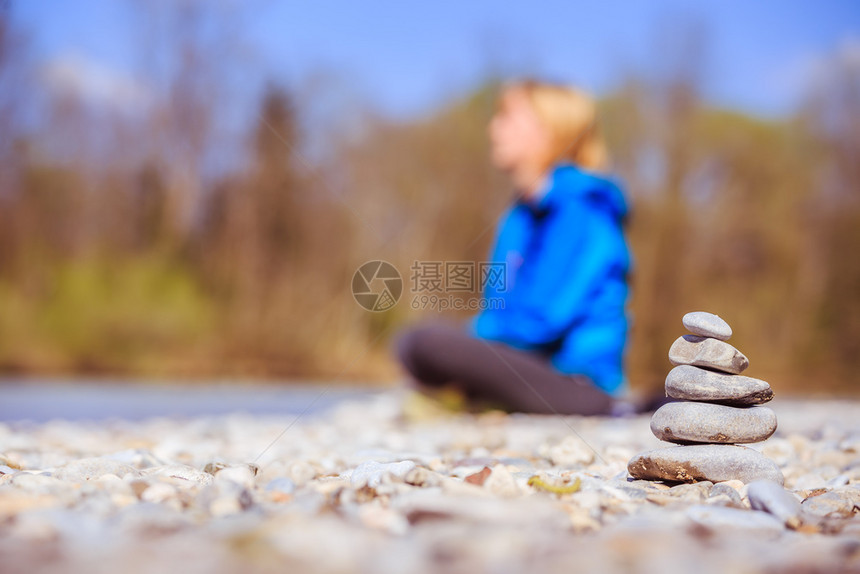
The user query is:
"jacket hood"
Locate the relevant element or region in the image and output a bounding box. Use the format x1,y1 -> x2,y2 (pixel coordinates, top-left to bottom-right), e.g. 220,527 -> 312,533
535,163 -> 629,221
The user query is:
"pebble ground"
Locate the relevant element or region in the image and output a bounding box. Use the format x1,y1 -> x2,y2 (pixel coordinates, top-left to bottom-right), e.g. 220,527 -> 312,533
1,392 -> 858,574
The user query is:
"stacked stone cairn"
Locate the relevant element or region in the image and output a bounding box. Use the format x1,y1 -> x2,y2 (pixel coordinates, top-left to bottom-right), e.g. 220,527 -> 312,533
628,311 -> 784,484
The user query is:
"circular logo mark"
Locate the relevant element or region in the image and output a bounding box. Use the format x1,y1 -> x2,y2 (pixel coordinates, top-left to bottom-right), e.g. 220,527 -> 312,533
351,260 -> 402,312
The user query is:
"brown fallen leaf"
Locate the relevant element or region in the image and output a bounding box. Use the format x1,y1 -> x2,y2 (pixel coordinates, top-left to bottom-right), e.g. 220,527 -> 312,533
465,466 -> 492,486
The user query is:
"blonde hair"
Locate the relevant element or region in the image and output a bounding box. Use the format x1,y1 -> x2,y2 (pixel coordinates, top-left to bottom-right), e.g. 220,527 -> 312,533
507,80 -> 609,172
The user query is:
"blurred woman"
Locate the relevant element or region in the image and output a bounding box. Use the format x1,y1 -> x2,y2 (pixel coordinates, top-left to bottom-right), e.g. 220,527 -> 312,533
393,80 -> 631,415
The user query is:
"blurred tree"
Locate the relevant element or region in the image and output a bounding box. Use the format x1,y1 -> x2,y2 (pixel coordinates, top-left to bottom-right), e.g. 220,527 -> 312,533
0,1 -> 858,391
251,86 -> 302,279
802,46 -> 860,386
133,161 -> 171,251
0,0 -> 27,277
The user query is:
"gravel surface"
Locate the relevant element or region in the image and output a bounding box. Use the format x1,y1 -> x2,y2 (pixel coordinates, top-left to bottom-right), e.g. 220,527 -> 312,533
0,391 -> 859,573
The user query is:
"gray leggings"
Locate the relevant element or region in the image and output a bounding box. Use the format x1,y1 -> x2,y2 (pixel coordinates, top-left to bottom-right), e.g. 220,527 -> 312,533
392,321 -> 614,415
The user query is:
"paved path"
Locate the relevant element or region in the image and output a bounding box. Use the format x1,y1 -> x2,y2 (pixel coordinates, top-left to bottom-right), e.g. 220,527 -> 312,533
0,379 -> 381,421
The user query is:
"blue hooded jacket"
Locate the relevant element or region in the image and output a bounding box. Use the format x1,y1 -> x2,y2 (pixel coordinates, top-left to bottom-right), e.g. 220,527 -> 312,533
468,162 -> 631,396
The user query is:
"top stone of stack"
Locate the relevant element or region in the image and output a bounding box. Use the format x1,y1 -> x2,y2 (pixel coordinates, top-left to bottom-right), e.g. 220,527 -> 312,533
682,311 -> 733,341
673,311 -> 747,374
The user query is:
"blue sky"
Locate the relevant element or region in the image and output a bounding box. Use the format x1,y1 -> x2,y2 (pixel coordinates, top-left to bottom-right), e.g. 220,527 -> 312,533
12,0 -> 860,119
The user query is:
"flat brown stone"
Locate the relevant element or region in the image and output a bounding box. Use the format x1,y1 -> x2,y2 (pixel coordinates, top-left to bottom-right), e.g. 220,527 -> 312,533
628,444 -> 784,485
